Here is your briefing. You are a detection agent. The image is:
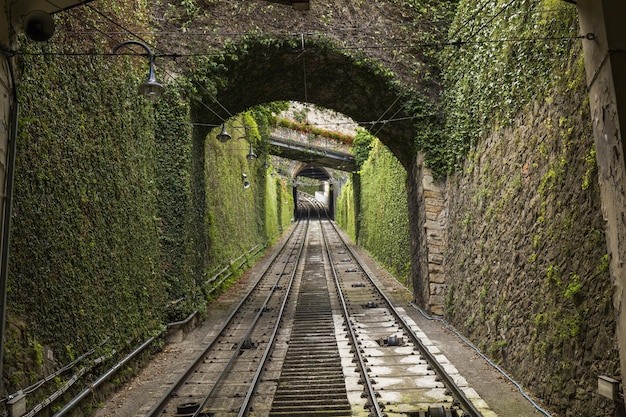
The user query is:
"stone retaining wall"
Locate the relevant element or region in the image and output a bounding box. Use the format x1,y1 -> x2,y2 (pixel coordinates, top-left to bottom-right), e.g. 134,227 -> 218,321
421,169 -> 447,316
441,88 -> 620,415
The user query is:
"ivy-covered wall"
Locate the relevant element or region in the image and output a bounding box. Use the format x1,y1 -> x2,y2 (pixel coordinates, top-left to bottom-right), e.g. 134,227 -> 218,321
336,178 -> 357,241
10,40 -> 165,387
3,5 -> 294,411
337,139 -> 411,288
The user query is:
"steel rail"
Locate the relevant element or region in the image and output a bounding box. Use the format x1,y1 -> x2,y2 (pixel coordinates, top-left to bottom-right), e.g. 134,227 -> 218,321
194,216 -> 310,417
145,220 -> 307,417
326,220 -> 485,417
319,218 -> 385,417
236,212 -> 312,417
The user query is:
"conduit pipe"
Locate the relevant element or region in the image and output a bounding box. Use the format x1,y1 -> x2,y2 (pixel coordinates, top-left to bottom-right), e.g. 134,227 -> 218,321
0,51 -> 19,393
52,335 -> 158,417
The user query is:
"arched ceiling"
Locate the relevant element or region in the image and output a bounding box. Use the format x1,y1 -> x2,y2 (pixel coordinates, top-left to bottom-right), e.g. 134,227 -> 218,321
295,165 -> 331,181
191,39 -> 424,169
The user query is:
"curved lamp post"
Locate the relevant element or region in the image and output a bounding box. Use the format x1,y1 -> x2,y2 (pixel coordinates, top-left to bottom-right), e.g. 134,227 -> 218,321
112,40 -> 164,101
217,125 -> 257,161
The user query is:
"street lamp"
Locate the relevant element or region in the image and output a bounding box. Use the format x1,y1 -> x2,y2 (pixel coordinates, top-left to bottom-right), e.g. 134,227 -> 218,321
216,125 -> 257,161
112,40 -> 164,101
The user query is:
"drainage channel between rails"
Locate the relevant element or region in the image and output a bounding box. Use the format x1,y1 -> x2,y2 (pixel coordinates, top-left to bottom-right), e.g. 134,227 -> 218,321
269,269 -> 351,417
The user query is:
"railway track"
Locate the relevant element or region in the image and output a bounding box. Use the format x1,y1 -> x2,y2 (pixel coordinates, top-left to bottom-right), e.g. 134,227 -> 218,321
144,195 -> 492,417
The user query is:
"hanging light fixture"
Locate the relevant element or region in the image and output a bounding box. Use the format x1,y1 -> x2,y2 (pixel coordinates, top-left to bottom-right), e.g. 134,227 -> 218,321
112,40 -> 164,101
218,125 -> 256,160
246,141 -> 257,161
217,124 -> 232,142
242,173 -> 251,189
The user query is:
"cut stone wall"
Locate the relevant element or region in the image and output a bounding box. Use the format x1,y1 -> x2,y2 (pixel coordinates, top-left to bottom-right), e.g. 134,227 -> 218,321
421,168 -> 447,316
442,86 -> 621,415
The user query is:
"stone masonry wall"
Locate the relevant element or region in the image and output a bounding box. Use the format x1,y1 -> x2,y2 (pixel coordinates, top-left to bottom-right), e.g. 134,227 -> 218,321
444,86 -> 621,415
422,168 -> 447,316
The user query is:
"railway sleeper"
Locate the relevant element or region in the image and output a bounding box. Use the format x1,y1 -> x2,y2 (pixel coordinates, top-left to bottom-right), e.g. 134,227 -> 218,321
269,410 -> 352,417
282,356 -> 342,363
269,403 -> 352,413
281,366 -> 343,374
277,373 -> 345,382
292,330 -> 335,335
272,388 -> 348,397
282,356 -> 343,364
281,366 -> 343,373
271,396 -> 350,405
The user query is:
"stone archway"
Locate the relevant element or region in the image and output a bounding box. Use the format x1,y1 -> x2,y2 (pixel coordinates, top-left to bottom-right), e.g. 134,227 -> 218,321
150,0 -> 449,309
182,35 -> 436,308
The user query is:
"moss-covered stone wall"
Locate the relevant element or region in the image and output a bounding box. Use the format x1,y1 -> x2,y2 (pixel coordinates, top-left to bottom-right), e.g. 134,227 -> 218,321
445,78 -> 619,416
441,1 -> 620,415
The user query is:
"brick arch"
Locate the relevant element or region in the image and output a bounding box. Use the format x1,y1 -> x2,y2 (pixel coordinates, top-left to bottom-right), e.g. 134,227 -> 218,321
292,163 -> 331,181
190,38 -> 428,169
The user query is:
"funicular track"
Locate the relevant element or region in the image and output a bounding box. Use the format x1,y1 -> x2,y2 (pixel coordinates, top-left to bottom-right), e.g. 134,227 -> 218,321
144,195 -> 489,417
145,213 -> 311,417
317,216 -> 485,417
267,219 -> 351,416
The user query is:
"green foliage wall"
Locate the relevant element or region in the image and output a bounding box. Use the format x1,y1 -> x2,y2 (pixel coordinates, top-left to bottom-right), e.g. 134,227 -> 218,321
337,140 -> 410,286
276,178 -> 294,236
336,179 -> 357,241
155,87 -> 200,322
10,47 -> 165,378
424,0 -> 583,178
5,27 -> 294,413
204,115 -> 264,263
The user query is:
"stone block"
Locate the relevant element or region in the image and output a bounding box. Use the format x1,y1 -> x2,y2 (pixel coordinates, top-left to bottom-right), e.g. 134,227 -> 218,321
429,272 -> 445,284
424,219 -> 442,231
429,284 -> 445,296
428,253 -> 444,264
7,391 -> 26,417
429,304 -> 445,316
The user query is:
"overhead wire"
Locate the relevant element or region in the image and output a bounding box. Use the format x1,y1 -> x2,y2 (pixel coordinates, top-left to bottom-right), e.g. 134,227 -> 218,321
368,95 -> 400,135
154,114 -> 416,131
456,0 -> 522,44
28,0 -> 582,128
15,28 -> 586,59
79,2 -> 234,121
448,0 -> 492,42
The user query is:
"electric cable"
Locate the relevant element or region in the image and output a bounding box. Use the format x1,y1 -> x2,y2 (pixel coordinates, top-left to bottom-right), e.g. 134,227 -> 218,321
63,2 -> 234,121
374,267 -> 554,417
448,0 -> 492,42
17,30 -> 586,58
368,95 -> 400,135
408,302 -> 554,417
457,0 -> 523,45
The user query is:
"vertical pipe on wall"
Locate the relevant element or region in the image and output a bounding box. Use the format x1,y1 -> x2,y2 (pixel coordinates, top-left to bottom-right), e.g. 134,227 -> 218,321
0,53 -> 18,395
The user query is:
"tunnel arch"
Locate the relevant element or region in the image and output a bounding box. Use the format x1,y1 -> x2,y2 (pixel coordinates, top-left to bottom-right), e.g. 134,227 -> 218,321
188,36 -> 435,169
183,34 -> 439,310
293,164 -> 331,181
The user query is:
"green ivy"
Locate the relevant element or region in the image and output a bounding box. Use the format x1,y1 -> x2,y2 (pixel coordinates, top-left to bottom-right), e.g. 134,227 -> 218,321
11,43 -> 165,368
434,0 -> 580,177
339,139 -> 411,286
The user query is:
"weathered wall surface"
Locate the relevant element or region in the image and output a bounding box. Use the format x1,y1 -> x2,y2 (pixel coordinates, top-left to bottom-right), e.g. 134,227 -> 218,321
354,139 -> 412,287
444,82 -> 620,415
421,164 -> 446,315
